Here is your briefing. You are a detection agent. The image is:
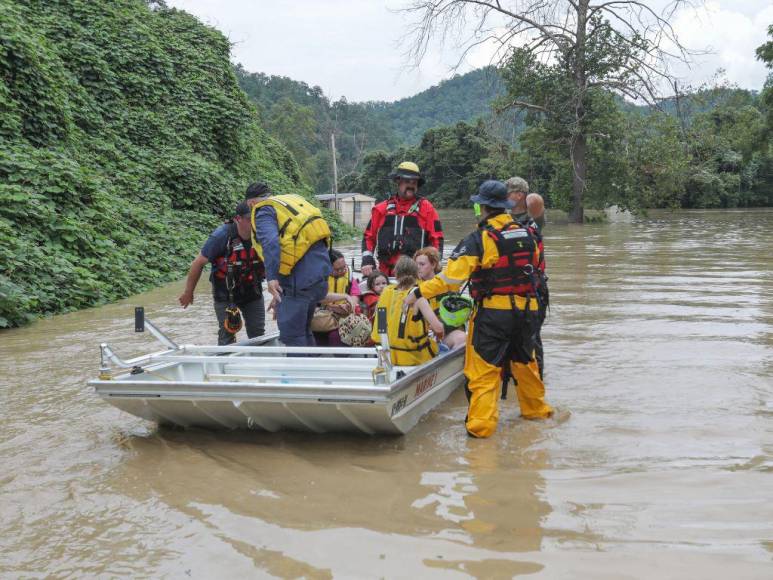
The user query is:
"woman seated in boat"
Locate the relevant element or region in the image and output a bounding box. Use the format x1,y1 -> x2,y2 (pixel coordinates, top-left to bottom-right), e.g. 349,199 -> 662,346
414,247 -> 467,349
360,271 -> 388,322
312,249 -> 361,346
370,256 -> 444,366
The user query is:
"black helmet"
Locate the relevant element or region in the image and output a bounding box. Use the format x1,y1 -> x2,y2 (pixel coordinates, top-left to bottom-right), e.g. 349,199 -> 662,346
245,181 -> 273,200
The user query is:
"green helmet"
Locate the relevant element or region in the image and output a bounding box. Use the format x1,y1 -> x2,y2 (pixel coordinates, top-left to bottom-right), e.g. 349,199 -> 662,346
439,294 -> 473,327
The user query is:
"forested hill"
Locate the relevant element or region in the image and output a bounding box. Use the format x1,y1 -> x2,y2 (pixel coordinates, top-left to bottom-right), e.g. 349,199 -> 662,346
237,62 -> 766,202
236,66 -> 505,193
0,0 -> 307,328
375,67 -> 505,144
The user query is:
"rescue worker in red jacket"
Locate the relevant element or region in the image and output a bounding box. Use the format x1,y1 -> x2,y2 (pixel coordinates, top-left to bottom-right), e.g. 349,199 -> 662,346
360,161 -> 443,278
403,180 -> 553,438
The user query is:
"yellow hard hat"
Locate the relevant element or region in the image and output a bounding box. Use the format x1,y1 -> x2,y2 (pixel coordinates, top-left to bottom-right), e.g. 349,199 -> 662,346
389,161 -> 425,186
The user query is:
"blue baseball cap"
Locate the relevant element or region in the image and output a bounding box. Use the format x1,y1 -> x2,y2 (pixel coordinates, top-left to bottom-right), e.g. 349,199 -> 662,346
470,180 -> 514,209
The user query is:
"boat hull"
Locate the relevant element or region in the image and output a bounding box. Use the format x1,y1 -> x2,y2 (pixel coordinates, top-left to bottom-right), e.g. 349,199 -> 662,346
90,334 -> 465,435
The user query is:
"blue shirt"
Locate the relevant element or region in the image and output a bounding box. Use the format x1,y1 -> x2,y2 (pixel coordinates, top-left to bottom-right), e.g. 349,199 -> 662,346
253,205 -> 332,290
201,223 -> 236,282
200,222 -> 260,303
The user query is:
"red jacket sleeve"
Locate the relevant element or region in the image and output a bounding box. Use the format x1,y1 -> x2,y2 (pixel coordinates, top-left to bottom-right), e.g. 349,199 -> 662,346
361,202 -> 386,267
421,200 -> 444,256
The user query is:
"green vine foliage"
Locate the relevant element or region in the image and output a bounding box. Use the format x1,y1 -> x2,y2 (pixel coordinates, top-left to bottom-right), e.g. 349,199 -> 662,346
0,0 -> 332,328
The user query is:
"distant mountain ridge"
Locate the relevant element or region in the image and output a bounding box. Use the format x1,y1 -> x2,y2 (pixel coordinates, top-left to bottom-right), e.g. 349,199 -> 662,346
236,65 -> 508,193
372,67 -> 505,144
236,63 -> 763,196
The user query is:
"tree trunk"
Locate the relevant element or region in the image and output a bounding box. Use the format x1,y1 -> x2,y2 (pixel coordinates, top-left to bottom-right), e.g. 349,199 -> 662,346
570,132 -> 586,223
569,1 -> 589,224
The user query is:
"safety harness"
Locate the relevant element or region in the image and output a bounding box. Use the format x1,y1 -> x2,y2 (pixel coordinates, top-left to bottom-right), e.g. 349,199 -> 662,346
469,220 -> 540,302
215,224 -> 264,335
467,219 -> 542,401
514,215 -> 549,315
376,198 -> 427,261
213,224 -> 264,287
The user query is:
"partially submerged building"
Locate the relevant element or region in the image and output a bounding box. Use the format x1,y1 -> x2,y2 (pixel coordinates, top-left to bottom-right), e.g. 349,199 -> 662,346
316,193 -> 375,229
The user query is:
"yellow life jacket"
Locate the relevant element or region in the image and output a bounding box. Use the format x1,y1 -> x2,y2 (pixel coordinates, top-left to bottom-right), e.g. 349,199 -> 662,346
327,273 -> 353,296
251,194 -> 331,276
370,285 -> 438,366
326,273 -> 353,307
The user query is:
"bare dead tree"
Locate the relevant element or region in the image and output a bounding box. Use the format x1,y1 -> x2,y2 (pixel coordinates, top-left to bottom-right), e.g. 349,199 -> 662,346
402,0 -> 703,222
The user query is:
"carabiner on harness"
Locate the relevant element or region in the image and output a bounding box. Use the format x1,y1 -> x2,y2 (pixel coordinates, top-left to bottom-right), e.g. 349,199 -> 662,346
223,305 -> 243,334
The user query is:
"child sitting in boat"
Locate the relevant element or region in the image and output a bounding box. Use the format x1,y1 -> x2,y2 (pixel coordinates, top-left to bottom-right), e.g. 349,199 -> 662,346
370,256 -> 443,366
360,271 -> 388,322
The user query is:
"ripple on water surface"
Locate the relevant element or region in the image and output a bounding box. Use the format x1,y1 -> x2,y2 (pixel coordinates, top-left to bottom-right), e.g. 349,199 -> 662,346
0,209 -> 771,577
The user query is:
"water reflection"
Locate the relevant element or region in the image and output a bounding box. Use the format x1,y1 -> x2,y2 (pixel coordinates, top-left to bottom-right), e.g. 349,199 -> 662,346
102,392 -> 549,576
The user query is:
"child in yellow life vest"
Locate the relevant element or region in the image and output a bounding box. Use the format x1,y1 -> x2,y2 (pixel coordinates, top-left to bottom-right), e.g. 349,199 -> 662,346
370,255 -> 444,366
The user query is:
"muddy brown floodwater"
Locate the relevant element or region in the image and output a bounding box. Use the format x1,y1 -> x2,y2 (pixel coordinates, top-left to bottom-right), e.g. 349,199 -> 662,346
1,209 -> 771,578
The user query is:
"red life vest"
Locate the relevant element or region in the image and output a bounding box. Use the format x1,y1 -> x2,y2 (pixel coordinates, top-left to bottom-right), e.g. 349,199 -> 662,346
213,224 -> 264,288
469,220 -> 540,300
360,292 -> 380,320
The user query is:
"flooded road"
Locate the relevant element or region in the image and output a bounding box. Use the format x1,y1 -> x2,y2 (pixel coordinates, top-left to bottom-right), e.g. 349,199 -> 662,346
1,209 -> 771,578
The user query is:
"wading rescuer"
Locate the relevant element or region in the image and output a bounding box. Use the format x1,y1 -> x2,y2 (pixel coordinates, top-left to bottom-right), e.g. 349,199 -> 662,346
360,161 -> 443,277
506,177 -> 549,378
403,180 -> 553,438
179,201 -> 265,345
250,188 -> 332,347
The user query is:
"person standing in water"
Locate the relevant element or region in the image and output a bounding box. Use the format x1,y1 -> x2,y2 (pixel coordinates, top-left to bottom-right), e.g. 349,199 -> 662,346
506,177 -> 549,378
404,180 -> 552,438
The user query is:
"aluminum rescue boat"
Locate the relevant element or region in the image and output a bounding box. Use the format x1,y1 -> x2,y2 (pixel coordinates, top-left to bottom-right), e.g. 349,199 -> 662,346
89,311 -> 465,435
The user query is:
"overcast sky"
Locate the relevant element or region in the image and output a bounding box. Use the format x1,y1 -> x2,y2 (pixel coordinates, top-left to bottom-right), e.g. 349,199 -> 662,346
166,0 -> 773,103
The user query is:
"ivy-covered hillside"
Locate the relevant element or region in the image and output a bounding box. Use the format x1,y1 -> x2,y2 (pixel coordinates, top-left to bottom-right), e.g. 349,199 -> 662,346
0,0 -> 307,328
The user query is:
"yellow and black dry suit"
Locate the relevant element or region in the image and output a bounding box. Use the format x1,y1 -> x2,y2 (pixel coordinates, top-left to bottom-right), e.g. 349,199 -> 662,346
251,194 -> 331,275
416,212 -> 552,438
370,285 -> 438,366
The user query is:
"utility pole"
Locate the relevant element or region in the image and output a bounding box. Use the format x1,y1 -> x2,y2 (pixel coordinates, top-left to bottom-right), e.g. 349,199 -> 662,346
331,132 -> 338,212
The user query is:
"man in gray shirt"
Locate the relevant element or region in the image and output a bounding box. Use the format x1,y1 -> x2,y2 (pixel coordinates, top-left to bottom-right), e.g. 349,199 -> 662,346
506,177 -> 548,378
505,176 -> 545,231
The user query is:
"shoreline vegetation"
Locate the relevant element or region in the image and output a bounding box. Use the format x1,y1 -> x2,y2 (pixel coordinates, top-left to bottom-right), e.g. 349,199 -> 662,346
0,0 -> 350,328
1,1 -> 771,328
